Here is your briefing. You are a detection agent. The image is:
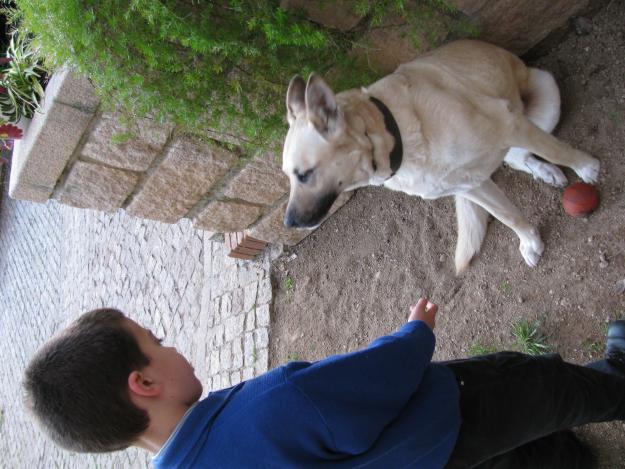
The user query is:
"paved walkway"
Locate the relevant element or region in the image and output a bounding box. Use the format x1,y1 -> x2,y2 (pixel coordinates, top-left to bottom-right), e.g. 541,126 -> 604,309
0,168 -> 278,468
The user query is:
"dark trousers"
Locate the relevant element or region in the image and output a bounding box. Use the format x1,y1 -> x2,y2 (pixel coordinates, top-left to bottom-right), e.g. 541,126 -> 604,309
442,352 -> 625,468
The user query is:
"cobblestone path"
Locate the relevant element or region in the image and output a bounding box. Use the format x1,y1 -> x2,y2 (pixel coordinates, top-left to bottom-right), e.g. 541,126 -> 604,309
0,172 -> 277,468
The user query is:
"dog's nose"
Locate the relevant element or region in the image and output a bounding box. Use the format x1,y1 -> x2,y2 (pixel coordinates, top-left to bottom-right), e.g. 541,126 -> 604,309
284,212 -> 299,228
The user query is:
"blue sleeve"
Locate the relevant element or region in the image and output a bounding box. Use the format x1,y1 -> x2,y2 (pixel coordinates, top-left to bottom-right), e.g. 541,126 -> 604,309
284,320 -> 435,454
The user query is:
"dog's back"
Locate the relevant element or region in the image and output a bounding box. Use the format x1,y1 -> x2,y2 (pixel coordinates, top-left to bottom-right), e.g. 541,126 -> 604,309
397,40 -> 529,108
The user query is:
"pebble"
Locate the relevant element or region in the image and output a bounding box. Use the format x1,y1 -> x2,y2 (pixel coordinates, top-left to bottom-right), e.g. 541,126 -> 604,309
572,17 -> 593,36
599,253 -> 609,269
615,279 -> 625,294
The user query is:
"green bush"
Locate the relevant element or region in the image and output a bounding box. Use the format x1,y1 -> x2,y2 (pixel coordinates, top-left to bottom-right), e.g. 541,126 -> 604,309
12,0 -> 461,153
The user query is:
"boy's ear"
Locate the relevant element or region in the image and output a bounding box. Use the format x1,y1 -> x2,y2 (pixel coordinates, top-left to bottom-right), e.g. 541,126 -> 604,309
128,371 -> 161,398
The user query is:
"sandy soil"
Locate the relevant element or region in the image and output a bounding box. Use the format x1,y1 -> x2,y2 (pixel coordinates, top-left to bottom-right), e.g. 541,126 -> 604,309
270,3 -> 625,466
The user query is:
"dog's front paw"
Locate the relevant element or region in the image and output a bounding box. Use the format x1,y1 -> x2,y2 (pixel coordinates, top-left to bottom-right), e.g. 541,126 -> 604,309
519,230 -> 544,268
574,156 -> 600,184
532,161 -> 567,187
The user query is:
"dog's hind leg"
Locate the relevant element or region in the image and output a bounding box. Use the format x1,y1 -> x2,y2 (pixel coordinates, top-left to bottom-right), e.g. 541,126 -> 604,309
461,179 -> 544,267
455,196 -> 490,274
504,68 -> 567,187
504,147 -> 567,187
507,113 -> 600,184
506,68 -> 600,184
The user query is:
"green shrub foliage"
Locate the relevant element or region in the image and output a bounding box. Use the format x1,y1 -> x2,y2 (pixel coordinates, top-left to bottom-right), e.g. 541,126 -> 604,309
13,0 -> 461,151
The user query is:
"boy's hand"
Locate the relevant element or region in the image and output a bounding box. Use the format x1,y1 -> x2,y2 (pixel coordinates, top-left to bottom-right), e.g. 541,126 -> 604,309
408,298 -> 438,330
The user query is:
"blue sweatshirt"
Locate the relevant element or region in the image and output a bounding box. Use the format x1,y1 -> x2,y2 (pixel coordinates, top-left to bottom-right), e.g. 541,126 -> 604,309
153,321 -> 461,468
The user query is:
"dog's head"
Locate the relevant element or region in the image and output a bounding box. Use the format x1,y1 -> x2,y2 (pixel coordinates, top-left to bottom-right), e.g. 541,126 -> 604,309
282,75 -> 374,228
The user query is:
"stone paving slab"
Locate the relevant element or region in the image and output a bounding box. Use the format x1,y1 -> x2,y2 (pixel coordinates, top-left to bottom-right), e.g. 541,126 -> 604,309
0,170 -> 279,468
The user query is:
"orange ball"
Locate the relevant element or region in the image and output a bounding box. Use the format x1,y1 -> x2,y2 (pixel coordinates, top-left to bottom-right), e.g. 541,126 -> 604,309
562,182 -> 599,217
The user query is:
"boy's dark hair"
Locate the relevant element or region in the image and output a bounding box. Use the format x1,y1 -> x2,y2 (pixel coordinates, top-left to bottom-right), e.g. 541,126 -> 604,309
23,308 -> 150,452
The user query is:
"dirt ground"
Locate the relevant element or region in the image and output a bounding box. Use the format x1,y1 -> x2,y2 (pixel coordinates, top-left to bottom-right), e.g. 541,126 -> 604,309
270,2 -> 625,467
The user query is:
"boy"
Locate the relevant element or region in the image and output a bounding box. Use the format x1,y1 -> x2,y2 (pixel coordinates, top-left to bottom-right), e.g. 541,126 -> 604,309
24,298 -> 625,468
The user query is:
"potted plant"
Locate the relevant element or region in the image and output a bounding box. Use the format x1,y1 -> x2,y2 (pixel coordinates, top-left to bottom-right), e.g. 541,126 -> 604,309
0,30 -> 47,152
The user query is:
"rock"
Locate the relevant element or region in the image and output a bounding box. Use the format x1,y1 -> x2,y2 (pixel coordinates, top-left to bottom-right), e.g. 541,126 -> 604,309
280,0 -> 362,31
599,253 -> 609,269
572,17 -> 593,36
450,0 -> 589,54
615,279 -> 625,295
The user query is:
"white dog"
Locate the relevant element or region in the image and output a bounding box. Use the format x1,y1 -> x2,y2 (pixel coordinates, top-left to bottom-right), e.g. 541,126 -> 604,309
281,40 -> 600,273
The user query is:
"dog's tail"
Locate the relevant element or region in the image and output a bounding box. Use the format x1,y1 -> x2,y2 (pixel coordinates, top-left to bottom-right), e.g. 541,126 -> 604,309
522,67 -> 561,133
455,196 -> 490,274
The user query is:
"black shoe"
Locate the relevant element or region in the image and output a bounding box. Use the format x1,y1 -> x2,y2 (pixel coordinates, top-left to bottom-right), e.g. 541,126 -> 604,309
605,320 -> 625,374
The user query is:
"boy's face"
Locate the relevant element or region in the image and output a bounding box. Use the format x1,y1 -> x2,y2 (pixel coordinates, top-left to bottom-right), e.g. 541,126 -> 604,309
124,318 -> 203,406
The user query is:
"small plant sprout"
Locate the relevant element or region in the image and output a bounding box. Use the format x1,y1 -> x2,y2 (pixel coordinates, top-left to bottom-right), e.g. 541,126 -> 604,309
283,276 -> 294,292
287,352 -> 301,361
582,338 -> 602,355
499,280 -> 512,295
468,342 -> 499,357
511,318 -> 551,355
110,131 -> 134,145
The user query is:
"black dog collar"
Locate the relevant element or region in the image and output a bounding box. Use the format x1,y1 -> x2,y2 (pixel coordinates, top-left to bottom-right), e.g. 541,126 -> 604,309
369,96 -> 403,178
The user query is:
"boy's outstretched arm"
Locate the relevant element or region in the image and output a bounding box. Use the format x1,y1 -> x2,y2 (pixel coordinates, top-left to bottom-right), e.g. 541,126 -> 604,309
285,298 -> 439,455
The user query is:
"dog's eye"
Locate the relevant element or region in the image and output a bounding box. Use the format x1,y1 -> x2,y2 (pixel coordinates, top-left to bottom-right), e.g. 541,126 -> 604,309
295,168 -> 314,183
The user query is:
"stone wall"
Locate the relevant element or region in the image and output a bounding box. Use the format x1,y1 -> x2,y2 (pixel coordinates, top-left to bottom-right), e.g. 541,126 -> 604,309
8,69 -> 351,246
283,0 -> 592,73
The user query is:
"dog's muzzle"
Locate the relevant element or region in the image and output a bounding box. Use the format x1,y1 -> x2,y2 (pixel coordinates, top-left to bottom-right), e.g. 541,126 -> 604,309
284,192 -> 338,228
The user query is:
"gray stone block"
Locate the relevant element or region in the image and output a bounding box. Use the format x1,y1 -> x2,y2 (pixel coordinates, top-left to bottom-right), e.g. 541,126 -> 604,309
127,135 -> 237,223
280,0 -> 363,31
194,200 -> 262,232
256,304 -> 270,328
242,367 -> 255,380
220,343 -> 233,370
244,283 -> 258,312
224,154 -> 289,205
81,111 -> 174,171
257,278 -> 272,305
245,310 -> 256,332
230,370 -> 241,385
244,332 -> 255,366
450,0 -> 589,54
254,347 -> 269,374
7,179 -> 52,203
57,161 -> 139,211
254,327 -> 269,349
224,314 -> 245,342
44,67 -> 100,113
9,102 -> 95,202
231,338 -> 243,369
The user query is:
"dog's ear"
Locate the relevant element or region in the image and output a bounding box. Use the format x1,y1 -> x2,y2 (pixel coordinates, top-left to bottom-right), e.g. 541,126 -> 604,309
286,75 -> 306,125
305,74 -> 343,139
